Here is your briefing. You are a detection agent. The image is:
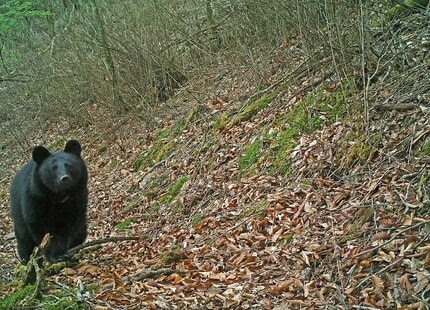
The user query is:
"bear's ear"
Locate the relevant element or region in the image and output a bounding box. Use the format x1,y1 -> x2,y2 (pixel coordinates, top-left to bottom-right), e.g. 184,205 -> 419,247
32,146 -> 50,164
64,140 -> 81,157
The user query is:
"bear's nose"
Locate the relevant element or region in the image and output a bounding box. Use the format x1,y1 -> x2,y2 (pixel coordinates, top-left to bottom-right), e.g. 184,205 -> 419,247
59,175 -> 72,187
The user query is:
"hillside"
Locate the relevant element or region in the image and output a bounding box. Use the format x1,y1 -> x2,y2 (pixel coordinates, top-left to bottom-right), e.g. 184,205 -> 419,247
1,2 -> 430,309
1,51 -> 429,308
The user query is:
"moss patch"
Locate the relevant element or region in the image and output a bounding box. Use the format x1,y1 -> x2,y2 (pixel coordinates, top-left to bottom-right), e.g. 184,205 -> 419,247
45,261 -> 68,275
134,129 -> 177,171
245,200 -> 268,217
159,176 -> 189,203
48,139 -> 67,150
115,218 -> 134,232
159,246 -> 185,265
143,203 -> 161,221
270,88 -> 346,174
415,137 -> 430,157
97,143 -> 108,155
0,284 -> 38,309
215,93 -> 276,130
191,214 -> 203,226
239,86 -> 347,175
227,93 -> 276,128
0,282 -> 92,310
338,133 -> 381,168
238,139 -> 262,171
386,0 -> 429,20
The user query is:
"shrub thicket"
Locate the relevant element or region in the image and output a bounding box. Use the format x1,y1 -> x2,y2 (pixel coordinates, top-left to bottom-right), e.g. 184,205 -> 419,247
0,0 -> 428,147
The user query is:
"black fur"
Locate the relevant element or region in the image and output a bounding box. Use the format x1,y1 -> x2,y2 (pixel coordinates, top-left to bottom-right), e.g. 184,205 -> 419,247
10,140 -> 88,263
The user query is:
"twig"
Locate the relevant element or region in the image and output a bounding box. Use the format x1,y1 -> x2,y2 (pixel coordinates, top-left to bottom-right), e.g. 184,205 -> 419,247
67,236 -> 141,256
356,258 -> 403,288
95,267 -> 186,288
349,221 -> 430,259
30,259 -> 42,299
352,305 -> 381,310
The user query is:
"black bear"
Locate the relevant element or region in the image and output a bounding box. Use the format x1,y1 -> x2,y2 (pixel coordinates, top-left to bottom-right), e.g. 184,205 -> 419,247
10,140 -> 88,263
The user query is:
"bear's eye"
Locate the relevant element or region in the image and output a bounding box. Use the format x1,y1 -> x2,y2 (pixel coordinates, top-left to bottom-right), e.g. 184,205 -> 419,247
52,165 -> 58,171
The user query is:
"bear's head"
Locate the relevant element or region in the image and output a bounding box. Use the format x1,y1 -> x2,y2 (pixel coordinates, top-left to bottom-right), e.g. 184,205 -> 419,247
32,140 -> 86,194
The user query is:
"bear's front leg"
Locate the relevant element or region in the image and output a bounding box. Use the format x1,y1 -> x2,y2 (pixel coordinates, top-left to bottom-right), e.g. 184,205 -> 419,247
46,234 -> 69,263
15,229 -> 37,262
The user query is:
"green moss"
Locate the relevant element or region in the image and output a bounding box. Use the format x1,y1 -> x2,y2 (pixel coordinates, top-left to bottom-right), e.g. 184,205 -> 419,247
343,141 -> 370,167
291,87 -> 346,134
227,93 -> 276,128
279,231 -> 296,245
173,119 -> 186,135
42,287 -> 90,310
191,214 -> 203,226
245,200 -> 268,217
133,156 -> 145,171
238,139 -> 262,171
269,137 -> 295,174
265,87 -> 346,174
144,204 -> 160,221
159,246 -> 185,265
13,263 -> 27,281
337,209 -> 374,244
156,129 -> 169,139
123,201 -> 139,213
45,262 -> 68,275
109,158 -> 119,169
0,281 -> 92,309
338,133 -> 380,168
186,104 -> 202,124
97,143 -> 108,155
134,129 -> 177,171
168,176 -> 189,197
0,284 -> 38,309
115,218 -> 134,232
159,176 -> 189,203
154,140 -> 176,162
213,112 -> 229,131
418,138 -> 430,156
267,117 -> 300,174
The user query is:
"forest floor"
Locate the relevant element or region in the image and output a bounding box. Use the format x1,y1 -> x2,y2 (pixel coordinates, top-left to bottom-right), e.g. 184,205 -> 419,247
1,44 -> 430,309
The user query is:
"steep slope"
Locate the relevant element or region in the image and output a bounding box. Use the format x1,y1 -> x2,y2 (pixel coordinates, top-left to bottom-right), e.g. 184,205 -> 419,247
1,39 -> 430,310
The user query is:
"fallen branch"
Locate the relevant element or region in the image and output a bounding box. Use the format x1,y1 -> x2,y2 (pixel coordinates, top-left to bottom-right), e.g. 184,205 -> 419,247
67,236 -> 142,256
131,268 -> 185,281
374,103 -> 417,111
23,233 -> 51,288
